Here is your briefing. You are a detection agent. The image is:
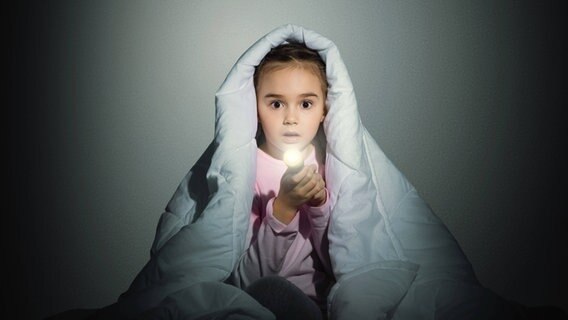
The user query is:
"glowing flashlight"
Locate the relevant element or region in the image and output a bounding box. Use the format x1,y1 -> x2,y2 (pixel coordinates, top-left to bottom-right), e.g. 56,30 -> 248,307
283,149 -> 303,169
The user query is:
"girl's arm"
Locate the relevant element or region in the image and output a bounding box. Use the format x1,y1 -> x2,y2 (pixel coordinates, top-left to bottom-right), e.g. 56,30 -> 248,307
232,196 -> 300,286
304,189 -> 333,275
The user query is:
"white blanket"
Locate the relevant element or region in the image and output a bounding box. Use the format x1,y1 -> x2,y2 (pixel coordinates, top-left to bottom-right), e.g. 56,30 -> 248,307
102,24 -> 521,320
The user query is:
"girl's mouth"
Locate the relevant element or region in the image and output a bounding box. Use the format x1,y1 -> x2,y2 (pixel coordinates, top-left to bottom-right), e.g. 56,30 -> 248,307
283,132 -> 300,143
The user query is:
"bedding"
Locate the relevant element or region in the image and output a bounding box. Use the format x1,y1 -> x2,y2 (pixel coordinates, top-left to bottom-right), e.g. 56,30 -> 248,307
91,24 -> 527,319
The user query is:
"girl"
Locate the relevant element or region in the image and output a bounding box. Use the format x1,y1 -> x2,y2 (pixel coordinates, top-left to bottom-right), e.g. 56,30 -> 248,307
228,43 -> 333,319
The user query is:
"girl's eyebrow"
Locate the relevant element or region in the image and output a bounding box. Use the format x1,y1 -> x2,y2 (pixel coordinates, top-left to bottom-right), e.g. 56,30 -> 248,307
299,93 -> 319,98
263,93 -> 320,99
263,93 -> 284,99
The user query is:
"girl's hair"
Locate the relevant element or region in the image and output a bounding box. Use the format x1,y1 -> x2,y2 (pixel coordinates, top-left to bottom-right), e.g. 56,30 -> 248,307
254,43 -> 328,164
254,42 -> 328,97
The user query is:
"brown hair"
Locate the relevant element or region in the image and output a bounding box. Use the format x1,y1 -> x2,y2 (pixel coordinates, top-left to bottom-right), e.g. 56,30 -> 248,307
254,43 -> 328,97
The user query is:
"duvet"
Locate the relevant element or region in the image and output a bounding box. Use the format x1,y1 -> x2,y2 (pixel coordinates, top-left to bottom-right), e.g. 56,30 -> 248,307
97,24 -> 522,320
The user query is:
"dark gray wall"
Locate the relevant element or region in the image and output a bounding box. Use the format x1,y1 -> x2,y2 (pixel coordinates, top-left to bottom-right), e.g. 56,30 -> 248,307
7,1 -> 566,318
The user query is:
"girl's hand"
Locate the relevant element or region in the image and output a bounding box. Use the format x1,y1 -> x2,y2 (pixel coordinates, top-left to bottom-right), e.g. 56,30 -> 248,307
273,164 -> 326,224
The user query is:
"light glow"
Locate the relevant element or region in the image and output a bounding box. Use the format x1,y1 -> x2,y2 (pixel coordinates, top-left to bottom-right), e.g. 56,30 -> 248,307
283,149 -> 303,168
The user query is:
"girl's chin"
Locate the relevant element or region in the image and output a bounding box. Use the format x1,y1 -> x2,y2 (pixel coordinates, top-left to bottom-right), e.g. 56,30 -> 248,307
261,141 -> 313,160
279,143 -> 313,156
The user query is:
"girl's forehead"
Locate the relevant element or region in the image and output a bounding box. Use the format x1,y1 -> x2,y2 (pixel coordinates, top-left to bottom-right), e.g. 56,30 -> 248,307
257,64 -> 327,95
258,68 -> 323,95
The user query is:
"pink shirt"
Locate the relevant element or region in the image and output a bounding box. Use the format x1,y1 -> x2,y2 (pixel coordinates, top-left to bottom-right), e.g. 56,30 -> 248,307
230,147 -> 334,306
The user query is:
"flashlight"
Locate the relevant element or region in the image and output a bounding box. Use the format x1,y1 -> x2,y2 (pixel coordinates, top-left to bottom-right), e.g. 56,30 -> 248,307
283,149 -> 303,169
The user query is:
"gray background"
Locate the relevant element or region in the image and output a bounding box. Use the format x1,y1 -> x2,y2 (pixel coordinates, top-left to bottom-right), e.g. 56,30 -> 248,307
7,1 -> 566,318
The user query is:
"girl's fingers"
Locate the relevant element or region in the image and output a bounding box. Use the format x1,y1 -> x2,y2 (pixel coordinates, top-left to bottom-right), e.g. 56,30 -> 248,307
285,164 -> 324,203
301,175 -> 325,199
292,165 -> 317,187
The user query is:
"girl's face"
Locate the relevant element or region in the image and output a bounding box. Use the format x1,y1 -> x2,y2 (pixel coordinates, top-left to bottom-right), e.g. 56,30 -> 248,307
256,66 -> 325,161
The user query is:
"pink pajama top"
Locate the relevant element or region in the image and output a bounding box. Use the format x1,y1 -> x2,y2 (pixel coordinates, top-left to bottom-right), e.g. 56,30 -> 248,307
230,147 -> 334,306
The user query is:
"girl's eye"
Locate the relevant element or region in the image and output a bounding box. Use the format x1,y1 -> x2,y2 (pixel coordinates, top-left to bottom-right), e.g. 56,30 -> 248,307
271,101 -> 282,109
301,100 -> 313,109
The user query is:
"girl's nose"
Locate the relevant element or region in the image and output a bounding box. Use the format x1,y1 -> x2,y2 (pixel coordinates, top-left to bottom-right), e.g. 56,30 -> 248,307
283,108 -> 298,125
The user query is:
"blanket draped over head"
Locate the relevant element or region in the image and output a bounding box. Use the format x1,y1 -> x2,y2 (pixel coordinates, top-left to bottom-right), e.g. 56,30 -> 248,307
102,25 -> 520,320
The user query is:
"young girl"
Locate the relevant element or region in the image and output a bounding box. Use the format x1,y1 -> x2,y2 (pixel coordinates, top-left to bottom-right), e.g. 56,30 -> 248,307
228,43 -> 333,319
